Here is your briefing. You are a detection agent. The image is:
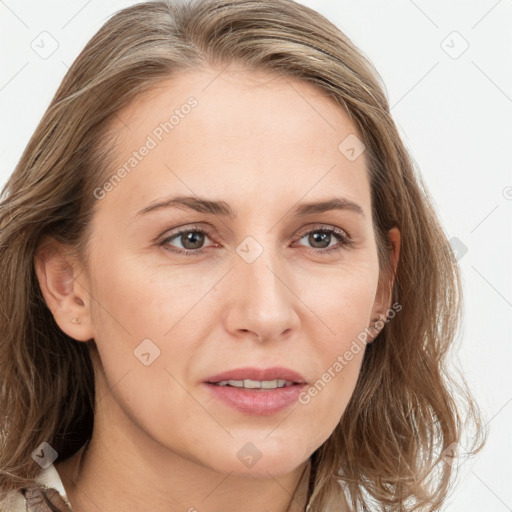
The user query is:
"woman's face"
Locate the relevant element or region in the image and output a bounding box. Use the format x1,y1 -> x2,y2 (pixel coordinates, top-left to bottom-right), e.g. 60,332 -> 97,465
55,66 -> 397,477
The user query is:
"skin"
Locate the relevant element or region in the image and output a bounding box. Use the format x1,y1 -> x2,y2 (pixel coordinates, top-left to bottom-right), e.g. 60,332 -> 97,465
35,65 -> 400,512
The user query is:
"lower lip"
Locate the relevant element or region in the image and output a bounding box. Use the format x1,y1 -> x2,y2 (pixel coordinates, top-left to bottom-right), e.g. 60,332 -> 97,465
203,383 -> 306,416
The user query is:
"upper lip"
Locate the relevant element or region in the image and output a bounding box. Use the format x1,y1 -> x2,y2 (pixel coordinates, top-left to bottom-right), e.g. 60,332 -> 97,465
205,366 -> 307,384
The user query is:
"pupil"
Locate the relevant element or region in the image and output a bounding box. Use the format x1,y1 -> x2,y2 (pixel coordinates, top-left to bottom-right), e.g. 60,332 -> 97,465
182,231 -> 204,249
309,231 -> 330,248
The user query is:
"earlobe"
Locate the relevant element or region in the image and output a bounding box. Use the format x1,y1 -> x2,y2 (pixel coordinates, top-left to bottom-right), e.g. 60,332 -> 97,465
34,237 -> 94,342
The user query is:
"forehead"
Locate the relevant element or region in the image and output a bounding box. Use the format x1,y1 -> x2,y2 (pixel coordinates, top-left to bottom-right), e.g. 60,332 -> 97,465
97,65 -> 371,221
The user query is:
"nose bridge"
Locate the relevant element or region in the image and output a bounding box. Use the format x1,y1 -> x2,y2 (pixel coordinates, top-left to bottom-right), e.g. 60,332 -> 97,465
227,234 -> 299,339
242,245 -> 282,299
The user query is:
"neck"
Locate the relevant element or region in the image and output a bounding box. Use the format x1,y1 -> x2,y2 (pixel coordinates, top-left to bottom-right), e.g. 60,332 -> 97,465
55,398 -> 312,512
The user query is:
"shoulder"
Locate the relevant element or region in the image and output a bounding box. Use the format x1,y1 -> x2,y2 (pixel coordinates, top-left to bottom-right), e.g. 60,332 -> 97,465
0,463 -> 72,511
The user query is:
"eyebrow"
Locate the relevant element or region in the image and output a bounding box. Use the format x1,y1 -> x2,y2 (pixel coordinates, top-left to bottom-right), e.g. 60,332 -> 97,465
136,195 -> 365,219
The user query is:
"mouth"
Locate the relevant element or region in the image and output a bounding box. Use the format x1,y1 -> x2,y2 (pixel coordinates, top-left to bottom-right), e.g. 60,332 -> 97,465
209,379 -> 300,390
204,366 -> 307,389
205,366 -> 306,392
203,373 -> 307,415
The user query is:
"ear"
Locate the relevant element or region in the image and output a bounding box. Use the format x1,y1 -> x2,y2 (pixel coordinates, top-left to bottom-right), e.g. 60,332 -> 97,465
34,236 -> 94,342
367,227 -> 401,342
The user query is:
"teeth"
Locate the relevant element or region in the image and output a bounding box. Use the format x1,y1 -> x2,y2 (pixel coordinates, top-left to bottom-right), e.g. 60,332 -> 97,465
214,379 -> 294,389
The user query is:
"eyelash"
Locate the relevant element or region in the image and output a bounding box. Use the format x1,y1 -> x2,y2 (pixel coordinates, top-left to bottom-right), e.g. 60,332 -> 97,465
158,224 -> 353,256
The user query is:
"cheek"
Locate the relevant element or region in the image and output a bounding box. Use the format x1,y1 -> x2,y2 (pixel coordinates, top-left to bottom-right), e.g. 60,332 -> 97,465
86,254 -> 202,446
297,257 -> 378,341
89,249 -> 196,339
86,250 -> 214,405
293,262 -> 377,425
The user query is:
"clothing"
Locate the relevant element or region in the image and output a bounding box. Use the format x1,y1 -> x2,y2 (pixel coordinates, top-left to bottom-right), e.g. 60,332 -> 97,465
0,463 -> 73,511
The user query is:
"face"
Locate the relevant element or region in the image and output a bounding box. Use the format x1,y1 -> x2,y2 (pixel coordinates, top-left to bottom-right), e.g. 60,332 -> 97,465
43,66 -> 397,478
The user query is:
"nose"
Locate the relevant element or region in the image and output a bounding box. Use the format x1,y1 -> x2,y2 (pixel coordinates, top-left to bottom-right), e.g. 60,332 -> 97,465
223,244 -> 301,343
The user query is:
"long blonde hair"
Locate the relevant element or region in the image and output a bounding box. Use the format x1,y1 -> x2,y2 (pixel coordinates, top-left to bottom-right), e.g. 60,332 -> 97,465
0,0 -> 485,509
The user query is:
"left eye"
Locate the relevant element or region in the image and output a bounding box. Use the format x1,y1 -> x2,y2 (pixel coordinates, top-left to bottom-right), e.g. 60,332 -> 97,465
294,226 -> 352,253
161,228 -> 213,253
297,229 -> 340,249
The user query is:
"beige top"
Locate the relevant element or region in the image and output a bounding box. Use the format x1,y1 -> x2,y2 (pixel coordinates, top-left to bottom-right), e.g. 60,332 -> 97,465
0,462 -> 73,511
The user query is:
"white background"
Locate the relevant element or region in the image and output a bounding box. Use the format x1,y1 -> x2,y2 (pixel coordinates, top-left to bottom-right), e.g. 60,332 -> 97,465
1,1 -> 511,510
